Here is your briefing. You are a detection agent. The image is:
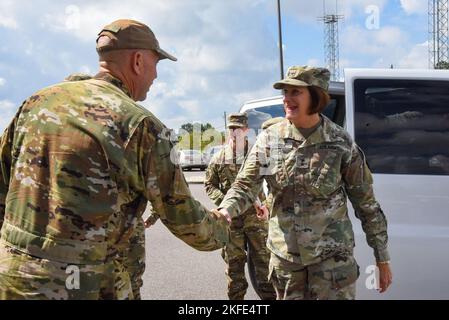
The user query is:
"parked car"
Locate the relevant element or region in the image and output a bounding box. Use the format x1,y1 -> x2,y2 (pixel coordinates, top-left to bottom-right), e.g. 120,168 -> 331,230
239,68 -> 449,299
178,149 -> 206,171
203,145 -> 224,165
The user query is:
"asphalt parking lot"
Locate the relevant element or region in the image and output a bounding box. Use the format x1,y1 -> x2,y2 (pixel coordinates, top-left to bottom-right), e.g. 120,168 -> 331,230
141,171 -> 259,300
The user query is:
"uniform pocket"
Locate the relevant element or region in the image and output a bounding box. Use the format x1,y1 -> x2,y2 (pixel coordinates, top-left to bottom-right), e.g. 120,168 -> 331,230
310,149 -> 340,196
331,257 -> 360,289
264,146 -> 290,190
172,166 -> 192,198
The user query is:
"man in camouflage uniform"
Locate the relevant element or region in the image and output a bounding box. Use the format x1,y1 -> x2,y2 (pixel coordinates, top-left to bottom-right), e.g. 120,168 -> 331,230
123,218 -> 146,299
0,19 -> 229,300
205,113 -> 275,300
65,72 -> 146,300
217,66 -> 392,299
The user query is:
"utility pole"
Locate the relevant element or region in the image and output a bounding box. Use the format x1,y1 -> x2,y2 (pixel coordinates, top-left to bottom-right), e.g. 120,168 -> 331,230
318,0 -> 343,81
224,111 -> 227,130
223,111 -> 228,142
429,0 -> 449,68
277,0 -> 284,79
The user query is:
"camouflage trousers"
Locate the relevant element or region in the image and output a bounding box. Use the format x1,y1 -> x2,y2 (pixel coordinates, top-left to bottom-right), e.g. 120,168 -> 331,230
0,243 -> 133,300
221,212 -> 276,300
268,252 -> 359,300
122,218 -> 146,300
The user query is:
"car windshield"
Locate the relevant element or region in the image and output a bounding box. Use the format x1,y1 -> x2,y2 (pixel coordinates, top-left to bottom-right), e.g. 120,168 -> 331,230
245,105 -> 283,132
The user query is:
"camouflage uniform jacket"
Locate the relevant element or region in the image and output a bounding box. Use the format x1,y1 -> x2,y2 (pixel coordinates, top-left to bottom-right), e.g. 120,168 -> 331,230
220,116 -> 389,265
205,143 -> 262,216
0,73 -> 228,267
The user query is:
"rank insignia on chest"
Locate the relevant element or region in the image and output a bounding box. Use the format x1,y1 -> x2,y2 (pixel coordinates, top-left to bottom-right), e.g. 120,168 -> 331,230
282,142 -> 293,153
296,156 -> 309,169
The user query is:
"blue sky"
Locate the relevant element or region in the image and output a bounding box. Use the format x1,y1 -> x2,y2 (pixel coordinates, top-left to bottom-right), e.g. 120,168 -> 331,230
0,0 -> 429,132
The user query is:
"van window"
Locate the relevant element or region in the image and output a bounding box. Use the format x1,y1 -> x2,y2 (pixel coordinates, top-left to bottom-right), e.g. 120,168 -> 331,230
354,79 -> 449,175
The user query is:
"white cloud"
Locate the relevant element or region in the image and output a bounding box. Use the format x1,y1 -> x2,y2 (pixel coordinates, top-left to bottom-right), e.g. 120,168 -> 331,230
340,59 -> 354,69
0,77 -> 5,86
0,99 -> 14,109
116,0 -> 279,130
0,0 -> 18,29
28,0 -> 276,130
342,25 -> 409,65
279,0 -> 387,22
178,100 -> 202,115
0,99 -> 17,132
400,0 -> 427,15
41,2 -> 145,42
232,82 -> 277,107
80,65 -> 92,74
40,0 -> 224,44
0,15 -> 18,29
398,41 -> 429,68
2,0 -> 427,133
306,58 -> 321,67
341,24 -> 430,70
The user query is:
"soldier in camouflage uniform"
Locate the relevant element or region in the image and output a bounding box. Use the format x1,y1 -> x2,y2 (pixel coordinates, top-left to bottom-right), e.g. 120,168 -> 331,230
0,19 -> 229,300
65,72 -> 147,300
217,66 -> 392,300
205,113 -> 275,300
123,218 -> 146,299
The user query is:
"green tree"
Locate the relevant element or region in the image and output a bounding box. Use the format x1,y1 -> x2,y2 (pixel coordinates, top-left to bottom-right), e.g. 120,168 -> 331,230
201,123 -> 213,132
436,61 -> 449,69
180,123 -> 194,133
180,122 -> 214,134
177,123 -> 224,151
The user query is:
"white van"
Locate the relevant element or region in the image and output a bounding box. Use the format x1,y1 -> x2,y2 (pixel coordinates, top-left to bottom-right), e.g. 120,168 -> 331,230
240,69 -> 449,299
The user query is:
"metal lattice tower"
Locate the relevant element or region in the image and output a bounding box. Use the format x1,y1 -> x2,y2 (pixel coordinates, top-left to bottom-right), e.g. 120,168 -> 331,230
429,0 -> 449,69
319,0 -> 343,81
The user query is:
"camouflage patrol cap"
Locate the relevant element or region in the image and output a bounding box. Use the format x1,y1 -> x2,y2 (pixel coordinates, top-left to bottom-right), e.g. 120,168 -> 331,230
96,19 -> 177,61
261,117 -> 284,130
273,65 -> 330,91
227,113 -> 248,129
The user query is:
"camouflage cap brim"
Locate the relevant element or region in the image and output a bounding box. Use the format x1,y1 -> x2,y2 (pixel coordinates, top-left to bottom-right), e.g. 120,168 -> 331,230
227,122 -> 246,129
156,47 -> 177,61
273,78 -> 310,90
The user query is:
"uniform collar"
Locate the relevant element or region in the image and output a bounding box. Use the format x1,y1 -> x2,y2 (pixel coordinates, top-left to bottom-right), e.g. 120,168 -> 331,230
93,72 -> 132,98
282,115 -> 335,146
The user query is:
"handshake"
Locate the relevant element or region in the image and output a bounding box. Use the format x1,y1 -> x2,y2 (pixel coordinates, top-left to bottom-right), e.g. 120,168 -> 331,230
210,199 -> 269,225
143,199 -> 269,229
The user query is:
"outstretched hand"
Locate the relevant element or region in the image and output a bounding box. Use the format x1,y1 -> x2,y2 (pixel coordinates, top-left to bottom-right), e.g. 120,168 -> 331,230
144,218 -> 153,228
210,208 -> 232,224
144,216 -> 158,228
254,203 -> 269,220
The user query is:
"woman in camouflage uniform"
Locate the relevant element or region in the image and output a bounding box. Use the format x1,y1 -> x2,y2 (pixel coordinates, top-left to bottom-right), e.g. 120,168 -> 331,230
218,66 -> 392,300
